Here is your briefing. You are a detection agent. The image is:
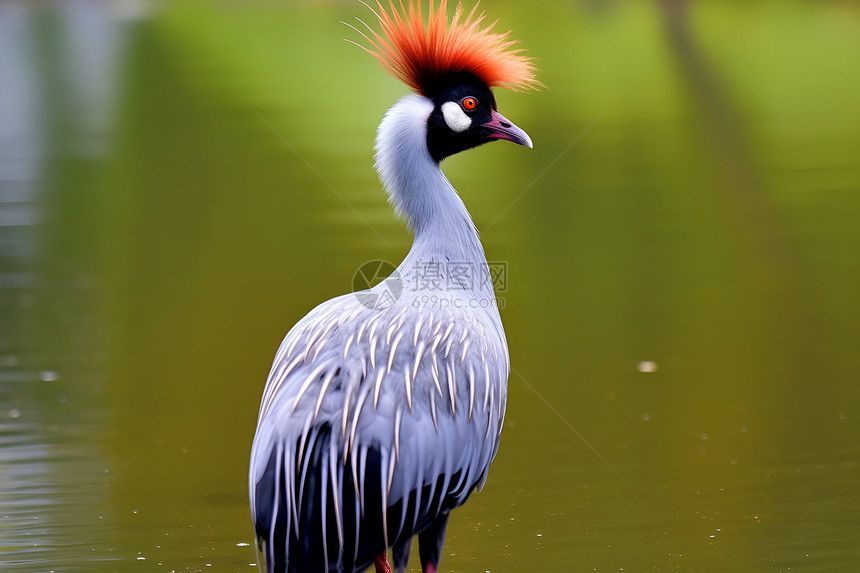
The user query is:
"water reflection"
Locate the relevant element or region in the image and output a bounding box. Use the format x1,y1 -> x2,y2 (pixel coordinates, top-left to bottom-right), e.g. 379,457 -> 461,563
1,1 -> 859,572
0,1 -> 145,570
0,2 -> 42,242
0,398 -> 111,569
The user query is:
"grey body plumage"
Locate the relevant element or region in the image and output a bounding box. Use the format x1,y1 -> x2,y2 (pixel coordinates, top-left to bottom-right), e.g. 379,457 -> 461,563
249,3 -> 538,569
250,95 -> 512,573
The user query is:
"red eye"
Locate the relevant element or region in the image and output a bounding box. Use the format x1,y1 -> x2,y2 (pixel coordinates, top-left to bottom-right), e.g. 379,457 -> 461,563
461,97 -> 478,111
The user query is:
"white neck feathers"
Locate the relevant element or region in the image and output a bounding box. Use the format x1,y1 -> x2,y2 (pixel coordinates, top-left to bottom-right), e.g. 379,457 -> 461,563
374,94 -> 499,315
374,95 -> 476,243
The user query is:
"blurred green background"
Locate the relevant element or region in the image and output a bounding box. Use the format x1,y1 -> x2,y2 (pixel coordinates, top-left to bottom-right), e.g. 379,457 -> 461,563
1,0 -> 859,571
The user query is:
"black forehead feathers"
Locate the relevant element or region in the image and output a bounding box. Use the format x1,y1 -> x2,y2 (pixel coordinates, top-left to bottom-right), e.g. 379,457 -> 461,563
425,73 -> 497,110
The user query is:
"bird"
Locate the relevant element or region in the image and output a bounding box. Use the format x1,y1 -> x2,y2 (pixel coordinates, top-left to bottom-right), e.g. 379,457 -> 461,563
249,2 -> 538,572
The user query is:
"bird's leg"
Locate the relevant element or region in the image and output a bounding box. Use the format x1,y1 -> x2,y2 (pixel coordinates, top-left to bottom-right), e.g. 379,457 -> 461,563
392,537 -> 412,573
418,512 -> 449,573
374,551 -> 392,573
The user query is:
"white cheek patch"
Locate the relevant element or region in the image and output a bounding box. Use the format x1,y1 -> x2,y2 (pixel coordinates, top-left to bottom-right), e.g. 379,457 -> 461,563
441,101 -> 472,133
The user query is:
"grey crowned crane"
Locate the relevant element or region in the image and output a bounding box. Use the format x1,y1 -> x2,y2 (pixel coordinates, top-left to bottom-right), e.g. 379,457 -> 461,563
249,1 -> 538,572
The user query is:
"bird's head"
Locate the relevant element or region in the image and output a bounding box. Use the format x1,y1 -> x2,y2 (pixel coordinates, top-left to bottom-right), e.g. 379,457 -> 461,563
351,0 -> 539,163
426,72 -> 532,162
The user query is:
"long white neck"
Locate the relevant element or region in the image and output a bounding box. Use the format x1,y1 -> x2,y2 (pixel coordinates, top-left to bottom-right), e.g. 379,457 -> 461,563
374,95 -> 486,272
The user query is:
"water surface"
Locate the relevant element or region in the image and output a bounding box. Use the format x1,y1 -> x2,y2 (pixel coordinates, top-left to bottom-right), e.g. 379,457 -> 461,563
1,1 -> 859,571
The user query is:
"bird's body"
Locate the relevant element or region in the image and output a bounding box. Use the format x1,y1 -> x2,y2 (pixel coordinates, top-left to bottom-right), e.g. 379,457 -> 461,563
250,3 -> 537,572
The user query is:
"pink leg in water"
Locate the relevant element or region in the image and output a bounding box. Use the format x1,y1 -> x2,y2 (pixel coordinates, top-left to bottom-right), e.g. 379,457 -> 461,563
374,552 -> 392,573
423,564 -> 437,573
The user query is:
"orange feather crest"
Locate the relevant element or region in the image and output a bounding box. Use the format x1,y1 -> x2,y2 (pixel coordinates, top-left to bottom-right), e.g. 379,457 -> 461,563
351,0 -> 538,95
